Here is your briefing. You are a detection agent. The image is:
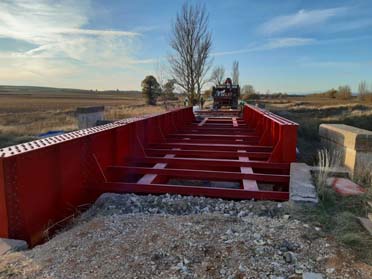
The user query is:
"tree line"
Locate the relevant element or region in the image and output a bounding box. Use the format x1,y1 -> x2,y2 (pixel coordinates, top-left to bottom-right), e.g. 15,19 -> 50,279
305,81 -> 372,101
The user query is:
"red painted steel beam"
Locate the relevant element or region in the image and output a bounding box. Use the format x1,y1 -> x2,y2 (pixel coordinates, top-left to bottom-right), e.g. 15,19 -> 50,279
145,148 -> 271,159
177,131 -> 257,136
168,137 -> 254,142
192,123 -> 248,127
205,118 -> 244,122
94,182 -> 289,201
193,122 -> 248,128
180,129 -> 255,135
137,154 -> 175,184
150,142 -> 273,151
139,156 -> 289,170
106,166 -> 290,183
238,150 -> 259,191
196,109 -> 240,113
232,117 -> 238,127
198,117 -> 208,126
168,133 -> 259,140
189,122 -> 253,130
164,138 -> 259,145
183,126 -> 254,131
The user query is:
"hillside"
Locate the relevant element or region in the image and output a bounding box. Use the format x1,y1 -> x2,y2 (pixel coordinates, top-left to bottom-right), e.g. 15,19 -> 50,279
0,85 -> 141,97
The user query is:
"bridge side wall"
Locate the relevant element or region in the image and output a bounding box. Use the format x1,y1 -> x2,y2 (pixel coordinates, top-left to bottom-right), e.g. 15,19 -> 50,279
0,107 -> 194,245
243,105 -> 298,163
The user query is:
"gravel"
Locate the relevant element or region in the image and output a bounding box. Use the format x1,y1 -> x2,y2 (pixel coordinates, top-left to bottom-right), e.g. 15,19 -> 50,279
0,193 -> 371,278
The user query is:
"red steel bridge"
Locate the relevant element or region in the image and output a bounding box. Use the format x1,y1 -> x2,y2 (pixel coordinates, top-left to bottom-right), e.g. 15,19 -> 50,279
0,105 -> 298,245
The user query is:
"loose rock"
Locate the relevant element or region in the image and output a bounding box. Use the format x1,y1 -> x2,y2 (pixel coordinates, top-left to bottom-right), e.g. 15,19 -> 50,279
0,194 -> 369,278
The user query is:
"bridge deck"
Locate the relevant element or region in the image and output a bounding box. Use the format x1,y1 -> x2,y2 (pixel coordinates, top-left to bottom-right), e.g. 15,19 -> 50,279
99,116 -> 291,201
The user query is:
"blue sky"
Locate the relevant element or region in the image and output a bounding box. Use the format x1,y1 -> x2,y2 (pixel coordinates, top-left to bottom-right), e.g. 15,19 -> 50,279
0,0 -> 372,93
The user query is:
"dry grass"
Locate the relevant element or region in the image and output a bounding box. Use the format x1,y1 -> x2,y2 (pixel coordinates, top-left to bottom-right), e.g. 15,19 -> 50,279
263,97 -> 372,164
0,89 -> 182,148
0,110 -> 77,135
104,104 -> 169,120
316,149 -> 343,197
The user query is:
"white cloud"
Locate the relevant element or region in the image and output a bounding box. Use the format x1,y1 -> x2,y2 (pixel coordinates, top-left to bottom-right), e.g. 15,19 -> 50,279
262,37 -> 315,49
50,28 -> 138,36
129,58 -> 158,65
213,37 -> 315,56
260,7 -> 348,34
0,0 -> 151,89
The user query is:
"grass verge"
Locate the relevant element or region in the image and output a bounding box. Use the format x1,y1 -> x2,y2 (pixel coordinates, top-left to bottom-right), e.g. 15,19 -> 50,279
294,149 -> 372,263
297,188 -> 372,263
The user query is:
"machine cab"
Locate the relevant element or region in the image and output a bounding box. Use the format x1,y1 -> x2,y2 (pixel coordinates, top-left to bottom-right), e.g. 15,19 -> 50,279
212,78 -> 240,109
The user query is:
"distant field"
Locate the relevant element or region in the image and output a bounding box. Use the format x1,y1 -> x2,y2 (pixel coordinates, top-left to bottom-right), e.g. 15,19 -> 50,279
0,86 -> 180,148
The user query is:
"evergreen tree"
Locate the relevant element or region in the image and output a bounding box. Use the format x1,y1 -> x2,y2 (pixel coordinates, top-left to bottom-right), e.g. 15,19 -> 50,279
141,75 -> 161,105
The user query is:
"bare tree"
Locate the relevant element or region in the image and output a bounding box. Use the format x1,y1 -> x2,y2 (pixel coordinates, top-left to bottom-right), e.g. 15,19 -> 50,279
337,85 -> 352,100
358,80 -> 368,101
162,79 -> 177,110
195,44 -> 212,100
242,84 -> 255,95
210,65 -> 225,85
232,60 -> 239,85
241,84 -> 258,100
154,59 -> 167,91
169,3 -> 212,105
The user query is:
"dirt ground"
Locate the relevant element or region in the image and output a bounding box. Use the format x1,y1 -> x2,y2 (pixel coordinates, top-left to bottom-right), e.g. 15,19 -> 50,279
1,194 -> 372,279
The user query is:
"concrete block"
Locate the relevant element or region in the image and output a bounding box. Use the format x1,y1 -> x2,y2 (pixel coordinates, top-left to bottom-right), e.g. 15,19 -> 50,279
319,124 -> 372,176
0,238 -> 28,255
290,163 -> 318,204
76,106 -> 105,129
319,124 -> 372,151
